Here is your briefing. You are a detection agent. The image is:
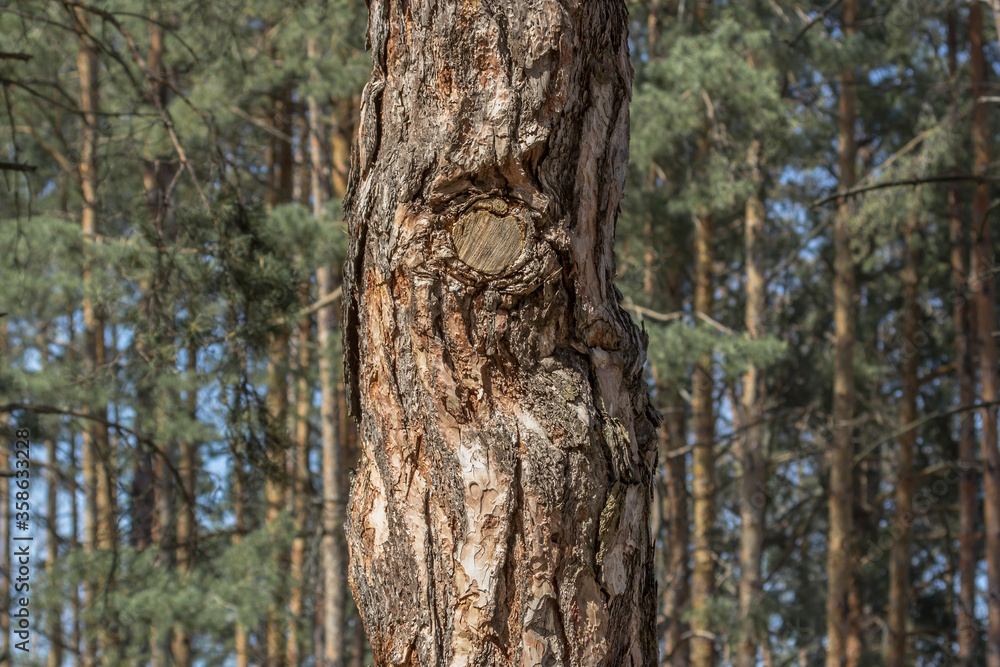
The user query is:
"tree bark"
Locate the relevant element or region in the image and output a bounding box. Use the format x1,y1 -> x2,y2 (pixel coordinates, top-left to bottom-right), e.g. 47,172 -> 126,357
342,2 -> 659,665
887,204 -> 920,667
971,6 -> 1000,665
826,2 -> 858,665
738,140 -> 767,667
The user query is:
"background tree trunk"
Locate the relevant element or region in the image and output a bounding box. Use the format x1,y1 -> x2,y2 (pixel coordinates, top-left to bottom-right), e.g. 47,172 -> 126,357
827,1 -> 858,665
970,5 -> 1000,665
73,9 -> 111,663
887,204 -> 920,667
949,11 -> 979,665
738,139 -> 767,667
342,1 -> 659,664
288,298 -> 313,666
307,40 -> 351,663
690,205 -> 715,667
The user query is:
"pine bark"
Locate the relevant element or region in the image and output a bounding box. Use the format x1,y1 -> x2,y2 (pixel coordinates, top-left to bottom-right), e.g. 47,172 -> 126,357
826,2 -> 858,665
971,6 -> 1000,665
738,140 -> 767,667
887,206 -> 920,667
342,2 -> 659,665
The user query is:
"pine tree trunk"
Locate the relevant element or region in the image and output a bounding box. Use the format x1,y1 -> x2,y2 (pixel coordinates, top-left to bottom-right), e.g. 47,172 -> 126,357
74,10 -> 112,663
69,431 -> 82,666
288,300 -> 313,666
234,452 -> 251,667
651,190 -> 689,667
660,400 -> 689,667
287,102 -> 314,667
152,436 -> 177,667
46,432 -> 63,667
690,6 -> 716,663
342,2 -> 659,664
320,287 -> 348,667
887,206 -> 920,667
738,140 -> 767,667
826,2 -> 858,665
173,346 -> 198,667
950,14 -> 979,663
266,331 -> 290,666
307,48 -> 351,664
264,82 -> 296,666
691,206 -> 715,667
350,618 -> 366,667
971,6 -> 1000,665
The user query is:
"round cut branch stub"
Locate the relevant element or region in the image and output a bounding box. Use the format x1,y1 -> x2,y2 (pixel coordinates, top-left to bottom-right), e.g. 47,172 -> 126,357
451,198 -> 525,274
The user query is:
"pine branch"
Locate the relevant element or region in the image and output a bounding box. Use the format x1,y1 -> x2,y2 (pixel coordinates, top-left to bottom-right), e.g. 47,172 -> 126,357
812,174 -> 1000,207
784,0 -> 843,47
853,399 -> 1000,466
0,402 -> 193,505
0,161 -> 36,172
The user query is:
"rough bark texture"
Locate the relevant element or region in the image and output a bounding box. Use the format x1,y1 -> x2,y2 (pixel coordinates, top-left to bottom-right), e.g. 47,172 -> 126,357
971,6 -> 1000,665
738,140 -> 766,667
342,2 -> 659,665
887,207 -> 919,667
826,2 -> 857,665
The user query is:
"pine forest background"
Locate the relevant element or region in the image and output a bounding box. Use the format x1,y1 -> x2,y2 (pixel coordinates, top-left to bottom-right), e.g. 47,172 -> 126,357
1,1 -> 1000,665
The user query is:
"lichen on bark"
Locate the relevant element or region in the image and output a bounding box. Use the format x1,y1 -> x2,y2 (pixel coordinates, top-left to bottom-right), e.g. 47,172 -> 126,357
341,2 -> 660,665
